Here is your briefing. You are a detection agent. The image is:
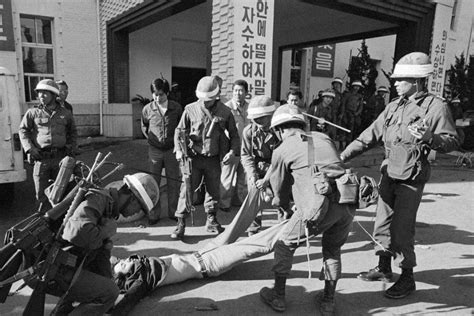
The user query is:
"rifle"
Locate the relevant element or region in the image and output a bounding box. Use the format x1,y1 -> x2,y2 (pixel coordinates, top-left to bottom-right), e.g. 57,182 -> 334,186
176,128 -> 195,225
0,152 -> 119,315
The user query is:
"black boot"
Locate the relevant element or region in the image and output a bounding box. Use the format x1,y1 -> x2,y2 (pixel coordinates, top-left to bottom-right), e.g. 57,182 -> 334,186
170,217 -> 185,239
316,280 -> 337,316
358,255 -> 393,282
260,275 -> 286,312
206,213 -> 224,234
385,268 -> 416,299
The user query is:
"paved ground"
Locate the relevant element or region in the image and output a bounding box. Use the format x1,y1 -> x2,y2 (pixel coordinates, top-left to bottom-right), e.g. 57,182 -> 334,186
0,139 -> 473,315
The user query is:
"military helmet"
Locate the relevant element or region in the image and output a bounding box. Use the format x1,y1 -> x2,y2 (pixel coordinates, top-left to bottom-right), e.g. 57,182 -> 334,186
247,95 -> 276,119
123,173 -> 160,213
196,76 -> 220,101
377,86 -> 389,93
391,52 -> 433,78
35,79 -> 60,95
321,89 -> 336,98
270,104 -> 306,129
351,80 -> 363,88
331,77 -> 343,85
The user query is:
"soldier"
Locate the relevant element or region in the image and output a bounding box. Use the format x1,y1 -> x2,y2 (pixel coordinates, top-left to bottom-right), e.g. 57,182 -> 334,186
141,78 -> 182,224
19,79 -> 77,212
259,104 -> 356,315
220,79 -> 250,211
308,89 -> 337,140
52,173 -> 160,315
341,80 -> 364,140
240,96 -> 281,235
340,52 -> 459,299
171,76 -> 240,239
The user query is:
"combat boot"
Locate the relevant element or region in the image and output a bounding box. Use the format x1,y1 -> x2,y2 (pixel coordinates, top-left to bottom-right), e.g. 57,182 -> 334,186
358,255 -> 393,282
316,280 -> 337,316
384,268 -> 416,299
260,275 -> 286,312
170,217 -> 185,239
206,213 -> 224,234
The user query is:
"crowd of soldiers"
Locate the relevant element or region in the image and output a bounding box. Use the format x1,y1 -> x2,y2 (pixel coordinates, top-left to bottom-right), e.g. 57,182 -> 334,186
14,51 -> 459,315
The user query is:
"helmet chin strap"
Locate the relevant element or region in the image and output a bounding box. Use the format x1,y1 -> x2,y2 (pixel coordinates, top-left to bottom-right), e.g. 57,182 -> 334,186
118,191 -> 135,217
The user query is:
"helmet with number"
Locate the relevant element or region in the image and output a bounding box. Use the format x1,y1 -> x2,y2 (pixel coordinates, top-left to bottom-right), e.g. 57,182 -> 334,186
123,173 -> 160,214
35,79 -> 60,95
321,89 -> 336,98
247,95 -> 276,119
391,52 -> 433,78
270,104 -> 306,129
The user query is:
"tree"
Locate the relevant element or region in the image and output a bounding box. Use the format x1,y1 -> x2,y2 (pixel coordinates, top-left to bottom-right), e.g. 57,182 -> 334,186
346,40 -> 378,100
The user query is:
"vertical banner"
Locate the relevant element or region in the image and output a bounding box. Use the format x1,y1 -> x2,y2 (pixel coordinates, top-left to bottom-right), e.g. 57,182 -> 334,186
0,0 -> 15,51
428,2 -> 453,96
311,44 -> 336,77
233,0 -> 274,98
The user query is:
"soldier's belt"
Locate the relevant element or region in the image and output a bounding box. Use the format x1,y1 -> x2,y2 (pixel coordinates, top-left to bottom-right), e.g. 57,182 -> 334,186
193,252 -> 209,278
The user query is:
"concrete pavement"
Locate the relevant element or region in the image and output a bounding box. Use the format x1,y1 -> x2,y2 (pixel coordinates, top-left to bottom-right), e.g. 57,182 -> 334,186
0,139 -> 473,315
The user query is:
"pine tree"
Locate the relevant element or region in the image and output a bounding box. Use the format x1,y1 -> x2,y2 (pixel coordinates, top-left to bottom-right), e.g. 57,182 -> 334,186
346,40 -> 378,100
448,53 -> 468,102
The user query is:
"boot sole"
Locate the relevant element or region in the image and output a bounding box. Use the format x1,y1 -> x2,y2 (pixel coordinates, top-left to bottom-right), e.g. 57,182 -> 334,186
357,274 -> 393,282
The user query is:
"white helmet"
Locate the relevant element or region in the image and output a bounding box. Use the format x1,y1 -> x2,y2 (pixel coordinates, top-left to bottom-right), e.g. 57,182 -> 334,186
123,173 -> 160,213
391,52 -> 433,79
35,79 -> 60,95
247,95 -> 276,119
270,104 -> 306,129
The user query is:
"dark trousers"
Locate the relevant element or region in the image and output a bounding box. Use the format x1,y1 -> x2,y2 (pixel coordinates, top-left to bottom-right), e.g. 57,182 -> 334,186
175,155 -> 221,217
373,173 -> 425,268
33,154 -> 65,210
272,201 -> 355,280
148,146 -> 181,219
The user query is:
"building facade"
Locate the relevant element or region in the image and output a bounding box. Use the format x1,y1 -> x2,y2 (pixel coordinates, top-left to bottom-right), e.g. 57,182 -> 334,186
1,0 -> 472,138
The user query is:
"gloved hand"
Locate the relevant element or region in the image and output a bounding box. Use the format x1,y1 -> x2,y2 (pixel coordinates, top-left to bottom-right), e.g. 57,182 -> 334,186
100,218 -> 117,239
28,147 -> 42,162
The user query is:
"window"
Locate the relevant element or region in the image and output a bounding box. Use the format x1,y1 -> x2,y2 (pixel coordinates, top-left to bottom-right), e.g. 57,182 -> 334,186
20,15 -> 54,102
450,0 -> 458,30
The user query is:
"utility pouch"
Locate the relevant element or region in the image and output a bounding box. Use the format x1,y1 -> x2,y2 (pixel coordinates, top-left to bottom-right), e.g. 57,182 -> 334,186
335,169 -> 359,204
311,169 -> 333,196
386,141 -> 421,180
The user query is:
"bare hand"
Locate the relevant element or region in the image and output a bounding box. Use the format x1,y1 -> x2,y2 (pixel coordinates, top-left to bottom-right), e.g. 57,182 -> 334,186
176,150 -> 183,161
255,179 -> 269,191
408,120 -> 432,142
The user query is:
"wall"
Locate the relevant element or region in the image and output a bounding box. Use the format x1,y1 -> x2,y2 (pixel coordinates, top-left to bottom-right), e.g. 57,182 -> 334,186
446,0 -> 474,66
128,3 -> 208,100
11,0 -> 101,136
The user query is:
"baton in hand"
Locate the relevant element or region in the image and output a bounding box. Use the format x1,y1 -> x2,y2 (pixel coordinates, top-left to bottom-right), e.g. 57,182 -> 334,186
302,112 -> 351,134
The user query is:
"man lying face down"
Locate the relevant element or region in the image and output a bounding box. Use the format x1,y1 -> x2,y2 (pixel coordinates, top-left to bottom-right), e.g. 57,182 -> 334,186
110,220 -> 287,315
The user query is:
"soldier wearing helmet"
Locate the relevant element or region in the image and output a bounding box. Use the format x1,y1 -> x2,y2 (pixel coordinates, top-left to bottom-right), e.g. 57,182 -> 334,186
259,104 -> 356,314
19,79 -> 77,211
308,88 -> 337,139
241,96 -> 289,235
363,85 -> 389,129
341,80 -> 364,141
52,173 -> 159,315
341,52 -> 459,299
171,76 -> 240,239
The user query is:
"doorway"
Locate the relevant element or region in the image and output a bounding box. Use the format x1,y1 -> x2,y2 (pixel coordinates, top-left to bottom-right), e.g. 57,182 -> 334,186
172,67 -> 207,107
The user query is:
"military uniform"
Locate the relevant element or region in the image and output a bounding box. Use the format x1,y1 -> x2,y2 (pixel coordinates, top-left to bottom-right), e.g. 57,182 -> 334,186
174,99 -> 240,217
308,100 -> 336,139
341,90 -> 363,139
269,131 -> 355,280
341,92 -> 458,269
19,101 -> 77,208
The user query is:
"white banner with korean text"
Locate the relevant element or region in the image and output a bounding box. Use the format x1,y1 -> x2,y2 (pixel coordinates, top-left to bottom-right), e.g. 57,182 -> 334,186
233,0 -> 274,98
428,1 -> 454,97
